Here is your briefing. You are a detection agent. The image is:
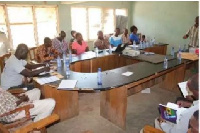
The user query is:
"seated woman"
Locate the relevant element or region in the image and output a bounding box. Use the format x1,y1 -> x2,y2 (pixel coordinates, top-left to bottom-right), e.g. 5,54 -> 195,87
122,28 -> 132,45
129,25 -> 139,44
52,31 -> 68,55
37,37 -> 59,63
72,32 -> 89,55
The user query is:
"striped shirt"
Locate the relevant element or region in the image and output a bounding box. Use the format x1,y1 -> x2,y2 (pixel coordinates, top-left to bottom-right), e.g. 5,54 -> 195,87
52,38 -> 68,54
186,25 -> 199,47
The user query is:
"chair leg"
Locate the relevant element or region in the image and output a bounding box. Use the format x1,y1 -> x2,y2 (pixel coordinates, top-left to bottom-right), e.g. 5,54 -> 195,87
40,127 -> 47,133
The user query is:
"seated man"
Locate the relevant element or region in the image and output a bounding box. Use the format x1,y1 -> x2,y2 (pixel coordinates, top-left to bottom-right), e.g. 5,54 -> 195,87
109,28 -> 122,47
0,87 -> 55,123
52,31 -> 68,55
155,74 -> 199,133
176,74 -> 199,108
1,44 -> 50,90
37,37 -> 59,63
93,30 -> 110,50
188,110 -> 199,133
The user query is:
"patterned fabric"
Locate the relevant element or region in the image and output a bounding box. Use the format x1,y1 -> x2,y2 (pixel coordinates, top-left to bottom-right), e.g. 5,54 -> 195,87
0,90 -> 18,123
186,25 -> 199,48
36,44 -> 59,63
52,38 -> 68,54
93,37 -> 110,50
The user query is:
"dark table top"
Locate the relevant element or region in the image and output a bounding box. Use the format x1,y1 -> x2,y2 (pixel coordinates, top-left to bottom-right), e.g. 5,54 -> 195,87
48,51 -> 186,91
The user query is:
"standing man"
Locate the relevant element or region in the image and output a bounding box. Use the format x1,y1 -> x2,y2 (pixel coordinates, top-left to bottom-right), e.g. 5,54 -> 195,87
93,30 -> 110,50
183,16 -> 199,48
109,28 -> 122,47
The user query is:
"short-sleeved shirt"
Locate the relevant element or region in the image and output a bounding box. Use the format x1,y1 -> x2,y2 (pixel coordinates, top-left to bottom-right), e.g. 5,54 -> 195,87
129,33 -> 139,43
52,38 -> 68,54
186,25 -> 199,47
93,37 -> 110,50
72,41 -> 88,55
1,55 -> 27,90
109,35 -> 122,47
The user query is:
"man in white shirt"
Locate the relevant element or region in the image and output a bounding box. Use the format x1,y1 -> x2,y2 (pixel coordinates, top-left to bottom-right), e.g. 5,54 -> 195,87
155,74 -> 199,133
1,44 -> 50,90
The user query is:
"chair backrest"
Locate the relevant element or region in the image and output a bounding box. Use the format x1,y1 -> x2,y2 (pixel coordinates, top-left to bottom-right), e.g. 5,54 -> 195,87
143,125 -> 164,133
28,47 -> 37,61
0,53 -> 11,73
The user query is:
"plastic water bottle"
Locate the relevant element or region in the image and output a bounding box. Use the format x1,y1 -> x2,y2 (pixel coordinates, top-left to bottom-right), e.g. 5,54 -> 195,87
139,41 -> 143,49
183,44 -> 186,52
152,37 -> 156,45
95,47 -> 98,57
132,41 -> 136,50
97,68 -> 102,85
63,52 -> 66,63
69,49 -> 72,63
163,56 -> 168,69
171,47 -> 175,58
177,48 -> 182,62
108,45 -> 112,54
57,56 -> 62,67
66,58 -> 70,76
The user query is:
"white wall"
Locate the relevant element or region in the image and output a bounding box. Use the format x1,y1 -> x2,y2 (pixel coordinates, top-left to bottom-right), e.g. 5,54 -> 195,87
132,1 -> 199,54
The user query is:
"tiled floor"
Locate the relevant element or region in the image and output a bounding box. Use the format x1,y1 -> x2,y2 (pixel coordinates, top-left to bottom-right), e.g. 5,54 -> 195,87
47,85 -> 181,133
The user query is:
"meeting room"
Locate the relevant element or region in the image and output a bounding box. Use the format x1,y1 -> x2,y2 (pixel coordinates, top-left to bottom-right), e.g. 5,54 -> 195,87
0,1 -> 199,133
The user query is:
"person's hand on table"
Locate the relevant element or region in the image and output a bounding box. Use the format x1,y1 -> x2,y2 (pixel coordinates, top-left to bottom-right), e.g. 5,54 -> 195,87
177,100 -> 192,108
19,94 -> 29,102
185,95 -> 195,101
44,66 -> 50,72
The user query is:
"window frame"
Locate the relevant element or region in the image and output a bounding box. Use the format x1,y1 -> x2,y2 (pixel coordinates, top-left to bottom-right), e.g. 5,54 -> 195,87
71,6 -> 128,42
0,4 -> 59,49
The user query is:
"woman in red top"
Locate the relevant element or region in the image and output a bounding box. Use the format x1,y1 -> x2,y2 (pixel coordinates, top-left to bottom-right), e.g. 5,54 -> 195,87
72,32 -> 89,55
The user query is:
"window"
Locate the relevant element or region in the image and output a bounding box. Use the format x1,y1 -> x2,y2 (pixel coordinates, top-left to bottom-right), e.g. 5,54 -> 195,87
7,7 -> 35,49
35,7 -> 58,44
71,7 -> 127,41
0,6 -> 7,35
0,5 -> 58,49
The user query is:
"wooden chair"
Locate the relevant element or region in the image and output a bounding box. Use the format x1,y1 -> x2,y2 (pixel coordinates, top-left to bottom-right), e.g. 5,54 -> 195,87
0,104 -> 59,133
143,125 -> 164,133
0,53 -> 11,72
28,47 -> 38,62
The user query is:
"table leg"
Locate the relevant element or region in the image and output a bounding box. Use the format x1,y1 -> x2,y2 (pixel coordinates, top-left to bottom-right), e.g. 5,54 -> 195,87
100,86 -> 127,130
43,85 -> 79,121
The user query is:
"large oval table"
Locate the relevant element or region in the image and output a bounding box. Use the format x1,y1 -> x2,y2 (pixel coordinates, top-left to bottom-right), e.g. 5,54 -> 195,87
34,46 -> 197,130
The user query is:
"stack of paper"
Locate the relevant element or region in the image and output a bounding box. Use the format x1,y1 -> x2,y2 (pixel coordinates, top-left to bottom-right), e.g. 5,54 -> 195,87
178,81 -> 188,97
181,52 -> 198,61
35,76 -> 59,85
58,80 -> 78,90
141,88 -> 151,93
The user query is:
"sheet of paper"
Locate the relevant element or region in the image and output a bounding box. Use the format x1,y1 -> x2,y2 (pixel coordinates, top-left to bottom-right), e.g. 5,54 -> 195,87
141,88 -> 151,93
58,80 -> 78,90
39,70 -> 54,76
112,47 -> 117,51
35,76 -> 59,85
178,81 -> 188,97
122,71 -> 133,76
166,102 -> 179,110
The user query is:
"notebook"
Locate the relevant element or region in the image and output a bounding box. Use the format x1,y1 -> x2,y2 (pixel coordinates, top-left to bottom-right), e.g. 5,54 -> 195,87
159,104 -> 177,124
58,80 -> 78,90
159,102 -> 186,124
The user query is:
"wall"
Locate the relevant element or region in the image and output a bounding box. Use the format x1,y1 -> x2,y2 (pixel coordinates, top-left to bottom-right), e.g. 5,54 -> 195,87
59,1 -> 133,49
132,1 -> 199,54
0,1 -> 133,50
